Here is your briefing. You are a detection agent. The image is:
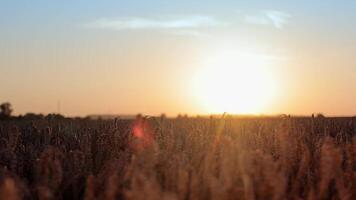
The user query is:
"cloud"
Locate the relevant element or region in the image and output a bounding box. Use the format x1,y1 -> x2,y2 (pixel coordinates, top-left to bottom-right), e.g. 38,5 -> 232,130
244,10 -> 291,29
169,29 -> 206,37
86,16 -> 222,31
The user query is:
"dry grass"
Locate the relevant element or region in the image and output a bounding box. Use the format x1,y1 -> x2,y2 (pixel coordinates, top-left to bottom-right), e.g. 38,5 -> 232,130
0,116 -> 355,199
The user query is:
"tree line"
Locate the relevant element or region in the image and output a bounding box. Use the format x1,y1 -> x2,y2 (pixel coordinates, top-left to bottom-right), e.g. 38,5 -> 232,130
0,102 -> 65,120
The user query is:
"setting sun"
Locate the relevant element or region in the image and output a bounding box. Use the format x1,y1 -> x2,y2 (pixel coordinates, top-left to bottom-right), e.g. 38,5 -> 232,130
193,49 -> 277,114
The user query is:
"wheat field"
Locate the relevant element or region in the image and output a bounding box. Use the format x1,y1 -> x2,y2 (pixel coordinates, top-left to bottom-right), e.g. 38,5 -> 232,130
0,116 -> 355,200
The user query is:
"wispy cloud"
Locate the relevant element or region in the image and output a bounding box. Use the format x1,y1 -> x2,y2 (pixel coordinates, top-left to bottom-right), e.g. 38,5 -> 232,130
86,16 -> 222,31
169,29 -> 206,37
85,11 -> 290,36
244,10 -> 291,29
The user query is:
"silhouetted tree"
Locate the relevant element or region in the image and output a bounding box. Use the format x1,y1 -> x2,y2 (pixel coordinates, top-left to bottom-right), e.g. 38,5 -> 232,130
45,113 -> 65,120
23,113 -> 44,120
316,113 -> 325,118
160,113 -> 166,119
0,102 -> 13,119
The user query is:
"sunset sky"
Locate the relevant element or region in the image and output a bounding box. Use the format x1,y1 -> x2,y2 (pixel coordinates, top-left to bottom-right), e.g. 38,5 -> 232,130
1,0 -> 356,116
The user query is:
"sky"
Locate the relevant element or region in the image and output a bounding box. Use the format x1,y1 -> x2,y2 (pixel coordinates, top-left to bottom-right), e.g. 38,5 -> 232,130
1,0 -> 356,116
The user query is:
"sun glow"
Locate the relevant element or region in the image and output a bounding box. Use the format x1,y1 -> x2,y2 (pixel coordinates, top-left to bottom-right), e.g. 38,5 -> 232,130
193,49 -> 277,114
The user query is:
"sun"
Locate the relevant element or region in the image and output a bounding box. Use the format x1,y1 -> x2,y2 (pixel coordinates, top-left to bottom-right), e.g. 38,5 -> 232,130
193,50 -> 277,114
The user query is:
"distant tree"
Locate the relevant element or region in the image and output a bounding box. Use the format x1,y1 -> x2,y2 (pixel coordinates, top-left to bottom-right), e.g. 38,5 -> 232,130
136,113 -> 143,120
0,102 -> 13,119
160,113 -> 166,119
23,113 -> 44,120
45,113 -> 65,120
316,113 -> 325,118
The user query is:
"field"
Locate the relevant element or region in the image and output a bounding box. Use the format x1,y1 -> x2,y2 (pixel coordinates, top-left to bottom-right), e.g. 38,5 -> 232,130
0,116 -> 355,200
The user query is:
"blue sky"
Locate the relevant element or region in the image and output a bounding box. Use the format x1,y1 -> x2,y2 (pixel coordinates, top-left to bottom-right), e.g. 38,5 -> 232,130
1,0 -> 355,41
1,1 -> 356,116
2,0 -> 355,31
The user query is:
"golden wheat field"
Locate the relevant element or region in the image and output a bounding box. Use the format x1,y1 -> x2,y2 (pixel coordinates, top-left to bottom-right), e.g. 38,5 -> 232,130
0,116 -> 355,200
